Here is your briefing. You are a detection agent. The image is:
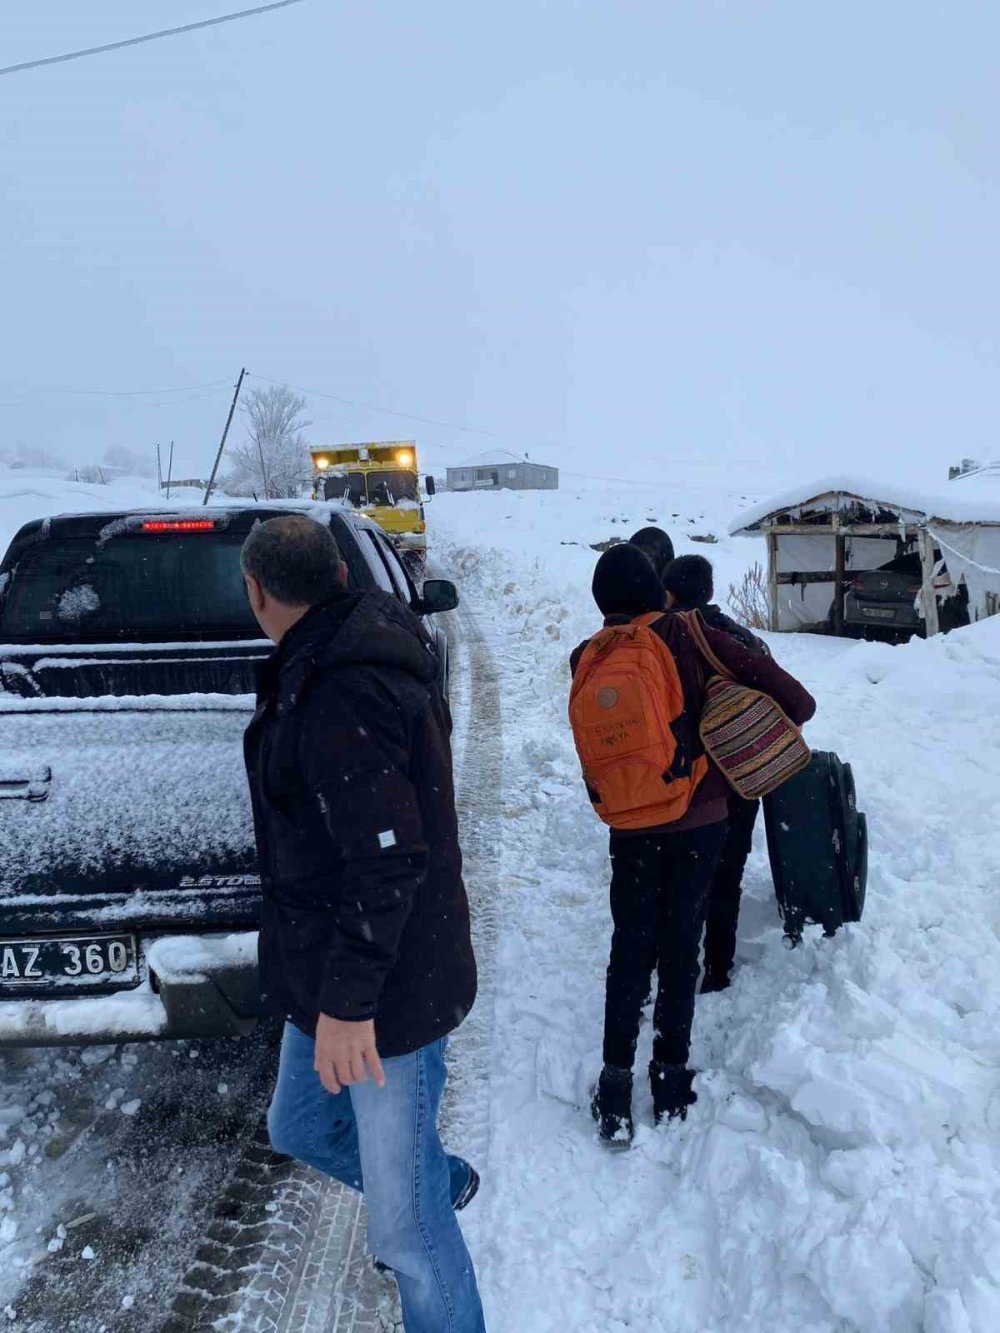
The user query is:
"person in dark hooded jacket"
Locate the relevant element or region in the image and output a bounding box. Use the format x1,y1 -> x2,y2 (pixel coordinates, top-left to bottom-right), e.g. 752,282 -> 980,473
662,553 -> 769,656
662,555 -> 770,992
571,544 -> 815,1145
241,515 -> 484,1333
628,526 -> 675,588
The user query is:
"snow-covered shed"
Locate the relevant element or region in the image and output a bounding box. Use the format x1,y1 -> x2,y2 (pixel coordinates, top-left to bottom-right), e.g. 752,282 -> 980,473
729,471 -> 1000,635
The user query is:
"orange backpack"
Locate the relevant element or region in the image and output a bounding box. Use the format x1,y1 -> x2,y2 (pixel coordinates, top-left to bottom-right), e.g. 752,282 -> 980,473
569,614 -> 708,831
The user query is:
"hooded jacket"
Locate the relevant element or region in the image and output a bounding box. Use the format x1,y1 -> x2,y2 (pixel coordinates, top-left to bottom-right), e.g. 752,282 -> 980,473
244,590 -> 477,1057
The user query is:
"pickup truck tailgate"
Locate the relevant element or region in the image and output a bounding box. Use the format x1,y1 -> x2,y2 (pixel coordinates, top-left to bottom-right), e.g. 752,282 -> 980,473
0,695 -> 258,933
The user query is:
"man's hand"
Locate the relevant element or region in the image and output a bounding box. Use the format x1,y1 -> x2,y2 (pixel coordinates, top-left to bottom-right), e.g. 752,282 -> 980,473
314,1014 -> 386,1095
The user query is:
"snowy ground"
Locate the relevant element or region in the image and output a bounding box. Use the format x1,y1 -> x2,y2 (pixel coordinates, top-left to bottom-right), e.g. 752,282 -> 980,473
430,479 -> 1000,1333
1,467 -> 999,1329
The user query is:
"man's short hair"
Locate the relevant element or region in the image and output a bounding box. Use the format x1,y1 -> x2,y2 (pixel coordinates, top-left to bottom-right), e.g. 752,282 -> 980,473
629,527 -> 675,585
663,554 -> 714,608
240,515 -> 345,607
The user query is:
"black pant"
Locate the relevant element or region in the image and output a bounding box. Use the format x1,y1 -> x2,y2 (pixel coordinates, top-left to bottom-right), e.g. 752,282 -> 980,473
702,797 -> 760,983
603,822 -> 726,1071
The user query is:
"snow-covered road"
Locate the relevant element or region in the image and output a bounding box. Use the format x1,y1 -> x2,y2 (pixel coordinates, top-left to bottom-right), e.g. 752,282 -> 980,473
0,1032 -> 278,1328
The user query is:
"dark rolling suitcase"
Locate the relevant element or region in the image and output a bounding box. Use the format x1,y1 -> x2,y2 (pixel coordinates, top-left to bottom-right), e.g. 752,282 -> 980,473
763,751 -> 868,944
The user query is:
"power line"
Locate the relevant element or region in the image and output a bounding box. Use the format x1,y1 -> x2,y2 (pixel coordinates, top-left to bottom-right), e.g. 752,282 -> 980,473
248,372 -> 500,441
0,0 -> 307,78
0,378 -> 232,397
249,371 -> 592,464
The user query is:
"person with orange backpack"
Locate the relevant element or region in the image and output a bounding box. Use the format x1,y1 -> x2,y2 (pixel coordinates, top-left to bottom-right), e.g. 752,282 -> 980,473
569,544 -> 815,1145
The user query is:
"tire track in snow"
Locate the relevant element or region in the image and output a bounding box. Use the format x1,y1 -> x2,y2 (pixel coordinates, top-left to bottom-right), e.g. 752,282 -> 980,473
442,594 -> 503,1169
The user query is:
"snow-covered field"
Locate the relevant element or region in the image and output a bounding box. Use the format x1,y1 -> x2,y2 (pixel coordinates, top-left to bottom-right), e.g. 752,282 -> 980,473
1,466 -> 999,1329
430,478 -> 1000,1333
0,469 -> 166,555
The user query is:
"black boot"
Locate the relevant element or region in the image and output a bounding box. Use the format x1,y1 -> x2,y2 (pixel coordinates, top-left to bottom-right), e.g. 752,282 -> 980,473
454,1165 -> 481,1212
649,1062 -> 697,1125
700,966 -> 730,994
591,1065 -> 634,1147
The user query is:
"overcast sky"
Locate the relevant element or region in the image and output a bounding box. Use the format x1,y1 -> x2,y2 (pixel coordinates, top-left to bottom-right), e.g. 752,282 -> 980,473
2,1 -> 998,484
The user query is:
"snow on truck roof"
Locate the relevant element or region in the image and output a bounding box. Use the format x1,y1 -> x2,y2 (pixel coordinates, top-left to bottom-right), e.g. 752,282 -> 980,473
729,470 -> 1000,536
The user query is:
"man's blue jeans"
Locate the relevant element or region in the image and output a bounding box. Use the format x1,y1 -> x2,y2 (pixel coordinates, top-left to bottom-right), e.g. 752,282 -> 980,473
268,1023 -> 486,1333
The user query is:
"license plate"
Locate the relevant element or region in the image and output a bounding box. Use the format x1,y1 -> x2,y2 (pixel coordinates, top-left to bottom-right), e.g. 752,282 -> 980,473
861,606 -> 897,620
0,935 -> 139,993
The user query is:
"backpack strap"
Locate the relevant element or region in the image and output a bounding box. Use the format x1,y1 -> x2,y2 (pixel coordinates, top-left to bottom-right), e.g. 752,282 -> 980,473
681,610 -> 734,682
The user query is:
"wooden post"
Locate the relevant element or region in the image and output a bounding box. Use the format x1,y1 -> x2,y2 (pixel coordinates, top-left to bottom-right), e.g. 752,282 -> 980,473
204,368 -> 246,505
918,527 -> 940,636
833,527 -> 846,636
766,532 -> 779,631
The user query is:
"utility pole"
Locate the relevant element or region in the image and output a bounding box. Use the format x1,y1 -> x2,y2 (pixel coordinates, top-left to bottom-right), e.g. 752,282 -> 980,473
165,441 -> 175,500
203,367 -> 246,505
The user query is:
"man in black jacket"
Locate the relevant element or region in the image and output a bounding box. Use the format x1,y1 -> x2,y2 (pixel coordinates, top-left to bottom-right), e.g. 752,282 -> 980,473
241,515 -> 484,1333
663,554 -> 769,991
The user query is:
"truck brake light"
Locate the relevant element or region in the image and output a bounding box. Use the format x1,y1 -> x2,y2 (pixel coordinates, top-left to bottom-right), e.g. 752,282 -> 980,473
140,520 -> 217,533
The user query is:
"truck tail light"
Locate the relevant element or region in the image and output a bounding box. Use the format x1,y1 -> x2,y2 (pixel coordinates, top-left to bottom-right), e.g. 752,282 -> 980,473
140,520 -> 217,533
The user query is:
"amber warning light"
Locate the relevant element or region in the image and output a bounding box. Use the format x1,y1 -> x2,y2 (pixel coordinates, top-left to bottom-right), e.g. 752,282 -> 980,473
140,520 -> 217,533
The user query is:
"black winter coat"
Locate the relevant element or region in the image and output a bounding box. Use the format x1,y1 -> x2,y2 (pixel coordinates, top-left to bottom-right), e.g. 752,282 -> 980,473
244,590 -> 477,1058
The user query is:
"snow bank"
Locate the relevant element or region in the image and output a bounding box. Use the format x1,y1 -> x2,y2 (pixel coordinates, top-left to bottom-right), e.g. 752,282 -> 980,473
430,474 -> 776,625
431,481 -> 1000,1332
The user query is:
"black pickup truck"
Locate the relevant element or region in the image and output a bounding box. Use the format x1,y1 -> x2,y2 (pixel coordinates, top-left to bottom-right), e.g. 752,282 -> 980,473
0,502 -> 458,1046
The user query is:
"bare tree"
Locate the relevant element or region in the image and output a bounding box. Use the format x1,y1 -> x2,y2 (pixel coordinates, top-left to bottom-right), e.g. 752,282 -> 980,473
727,561 -> 770,630
0,441 -> 67,471
103,444 -> 154,477
223,385 -> 311,499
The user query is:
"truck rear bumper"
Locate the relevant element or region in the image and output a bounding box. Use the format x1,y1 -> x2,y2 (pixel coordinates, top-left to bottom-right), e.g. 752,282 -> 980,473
0,931 -> 263,1047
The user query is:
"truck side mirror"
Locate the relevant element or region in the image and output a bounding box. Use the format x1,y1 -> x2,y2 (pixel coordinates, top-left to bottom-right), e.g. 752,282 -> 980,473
418,579 -> 458,615
425,475 -> 437,498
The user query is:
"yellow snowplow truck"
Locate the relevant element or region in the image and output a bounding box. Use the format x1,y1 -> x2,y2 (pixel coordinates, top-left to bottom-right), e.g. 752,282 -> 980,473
310,441 -> 434,578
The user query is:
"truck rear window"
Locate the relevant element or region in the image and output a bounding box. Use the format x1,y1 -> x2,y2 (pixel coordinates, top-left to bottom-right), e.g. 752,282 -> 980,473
0,532 -> 262,641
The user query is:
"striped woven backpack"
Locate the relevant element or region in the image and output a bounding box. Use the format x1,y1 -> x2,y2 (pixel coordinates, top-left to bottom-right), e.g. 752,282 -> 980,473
683,611 -> 811,801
